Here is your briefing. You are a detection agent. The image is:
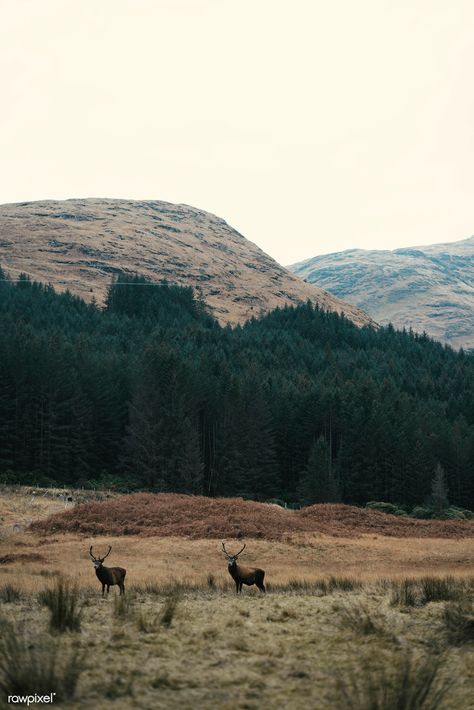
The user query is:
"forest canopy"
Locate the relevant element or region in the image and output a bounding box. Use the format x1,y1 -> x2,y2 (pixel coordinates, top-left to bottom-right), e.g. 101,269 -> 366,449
0,268 -> 473,510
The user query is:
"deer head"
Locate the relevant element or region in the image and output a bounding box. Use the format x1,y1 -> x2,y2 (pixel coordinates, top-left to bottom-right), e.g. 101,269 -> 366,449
89,545 -> 112,569
221,541 -> 246,565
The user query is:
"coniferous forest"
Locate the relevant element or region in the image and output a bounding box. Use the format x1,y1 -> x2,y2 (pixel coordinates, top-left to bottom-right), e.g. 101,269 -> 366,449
0,268 -> 473,511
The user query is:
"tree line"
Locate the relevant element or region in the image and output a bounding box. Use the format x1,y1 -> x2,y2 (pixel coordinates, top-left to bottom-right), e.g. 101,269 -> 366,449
0,269 -> 473,510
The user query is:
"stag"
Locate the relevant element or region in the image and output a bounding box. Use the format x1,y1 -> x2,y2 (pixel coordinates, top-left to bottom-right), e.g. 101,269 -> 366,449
89,546 -> 126,596
221,542 -> 265,594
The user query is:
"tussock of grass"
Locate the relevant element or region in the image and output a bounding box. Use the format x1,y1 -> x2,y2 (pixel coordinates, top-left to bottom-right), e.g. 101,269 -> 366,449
390,579 -> 418,608
419,576 -> 462,604
0,618 -> 84,708
443,600 -> 474,645
160,592 -> 180,628
328,576 -> 361,592
101,670 -> 135,699
0,584 -> 22,603
38,578 -> 83,633
335,648 -> 453,710
338,602 -> 388,637
113,593 -> 134,620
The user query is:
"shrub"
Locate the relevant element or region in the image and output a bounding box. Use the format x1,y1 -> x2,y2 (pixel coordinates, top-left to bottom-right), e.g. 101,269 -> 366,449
410,506 -> 433,519
0,618 -> 84,706
366,502 -> 406,516
38,579 -> 83,633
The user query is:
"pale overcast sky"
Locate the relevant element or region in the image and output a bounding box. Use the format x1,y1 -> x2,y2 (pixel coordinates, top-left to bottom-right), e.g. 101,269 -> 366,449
1,0 -> 474,264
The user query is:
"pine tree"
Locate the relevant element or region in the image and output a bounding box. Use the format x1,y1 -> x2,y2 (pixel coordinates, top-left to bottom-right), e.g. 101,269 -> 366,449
430,463 -> 449,512
297,436 -> 340,505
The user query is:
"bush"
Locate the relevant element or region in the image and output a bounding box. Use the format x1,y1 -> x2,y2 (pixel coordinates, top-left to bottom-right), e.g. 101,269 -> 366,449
38,579 -> 83,633
0,618 -> 84,706
366,502 -> 406,516
410,506 -> 433,519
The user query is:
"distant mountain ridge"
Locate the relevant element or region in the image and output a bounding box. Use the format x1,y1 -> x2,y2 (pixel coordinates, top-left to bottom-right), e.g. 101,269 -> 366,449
289,236 -> 474,350
0,198 -> 371,328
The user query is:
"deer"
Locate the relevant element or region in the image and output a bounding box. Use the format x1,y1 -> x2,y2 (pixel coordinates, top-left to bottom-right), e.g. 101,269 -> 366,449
221,541 -> 266,594
89,546 -> 126,596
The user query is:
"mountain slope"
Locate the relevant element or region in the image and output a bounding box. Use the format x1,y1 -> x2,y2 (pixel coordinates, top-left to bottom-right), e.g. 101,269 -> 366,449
0,198 -> 371,327
289,237 -> 474,349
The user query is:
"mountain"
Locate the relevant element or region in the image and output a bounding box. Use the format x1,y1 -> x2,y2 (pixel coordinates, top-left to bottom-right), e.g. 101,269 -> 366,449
289,237 -> 474,350
0,198 -> 371,327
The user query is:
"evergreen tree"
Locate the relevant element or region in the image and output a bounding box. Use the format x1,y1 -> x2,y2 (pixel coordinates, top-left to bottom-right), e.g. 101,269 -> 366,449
297,436 -> 340,505
430,463 -> 449,512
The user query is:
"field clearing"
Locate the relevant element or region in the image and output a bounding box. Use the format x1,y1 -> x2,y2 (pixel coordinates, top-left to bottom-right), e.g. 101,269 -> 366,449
1,532 -> 474,594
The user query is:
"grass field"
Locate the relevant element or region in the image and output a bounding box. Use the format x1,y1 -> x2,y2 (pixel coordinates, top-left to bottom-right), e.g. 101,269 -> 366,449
0,487 -> 473,709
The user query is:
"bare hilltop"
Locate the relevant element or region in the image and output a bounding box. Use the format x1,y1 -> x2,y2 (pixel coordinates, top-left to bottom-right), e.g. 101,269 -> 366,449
290,237 -> 474,350
0,198 -> 371,327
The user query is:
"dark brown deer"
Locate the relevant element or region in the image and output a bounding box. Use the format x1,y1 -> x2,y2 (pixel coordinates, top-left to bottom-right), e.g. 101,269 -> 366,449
221,542 -> 265,594
89,546 -> 126,596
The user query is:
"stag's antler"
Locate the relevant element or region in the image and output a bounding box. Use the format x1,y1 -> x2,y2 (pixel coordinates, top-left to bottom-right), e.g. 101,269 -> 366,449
89,546 -> 97,561
102,545 -> 112,561
221,541 -> 228,555
234,543 -> 246,557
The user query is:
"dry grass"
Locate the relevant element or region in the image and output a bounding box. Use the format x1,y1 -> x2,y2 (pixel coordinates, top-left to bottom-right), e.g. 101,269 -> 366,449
30,493 -> 474,540
0,486 -> 472,708
0,582 -> 471,710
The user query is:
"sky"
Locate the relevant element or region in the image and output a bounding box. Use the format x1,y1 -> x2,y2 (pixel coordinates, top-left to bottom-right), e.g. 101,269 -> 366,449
1,0 -> 474,265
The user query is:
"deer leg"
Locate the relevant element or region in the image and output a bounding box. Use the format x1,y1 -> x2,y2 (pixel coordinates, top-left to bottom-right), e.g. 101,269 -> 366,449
102,583 -> 105,597
120,582 -> 125,595
107,585 -> 110,594
235,580 -> 239,594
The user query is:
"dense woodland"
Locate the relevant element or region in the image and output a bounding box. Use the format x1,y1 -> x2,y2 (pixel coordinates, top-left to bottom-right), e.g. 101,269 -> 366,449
0,269 -> 473,510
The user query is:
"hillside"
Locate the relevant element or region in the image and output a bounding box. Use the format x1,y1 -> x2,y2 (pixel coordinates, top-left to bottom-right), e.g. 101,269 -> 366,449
289,236 -> 474,350
0,198 -> 371,327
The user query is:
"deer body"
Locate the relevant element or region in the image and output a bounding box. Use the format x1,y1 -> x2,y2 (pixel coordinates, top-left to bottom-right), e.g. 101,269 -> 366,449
89,546 -> 126,596
222,542 -> 265,594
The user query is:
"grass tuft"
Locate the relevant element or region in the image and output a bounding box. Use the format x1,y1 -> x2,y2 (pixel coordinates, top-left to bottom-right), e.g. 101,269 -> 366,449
0,585 -> 22,603
443,600 -> 474,645
390,579 -> 418,608
160,592 -> 180,628
335,648 -> 453,710
338,602 -> 388,636
38,578 -> 83,633
0,617 -> 84,707
419,576 -> 462,605
113,593 -> 134,621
